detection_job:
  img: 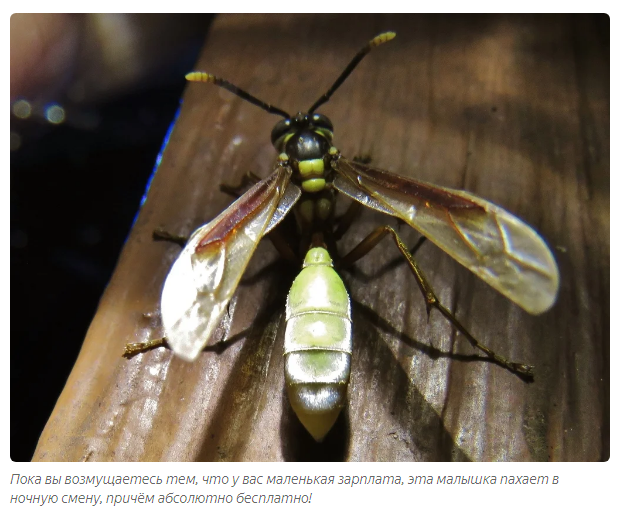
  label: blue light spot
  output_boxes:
[44,103,65,124]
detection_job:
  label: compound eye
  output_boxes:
[271,118,292,147]
[311,113,333,132]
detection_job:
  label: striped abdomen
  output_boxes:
[284,247,352,441]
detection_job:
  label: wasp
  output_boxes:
[126,32,559,442]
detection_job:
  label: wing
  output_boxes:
[333,158,559,315]
[161,165,298,361]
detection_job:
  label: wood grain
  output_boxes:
[33,14,609,462]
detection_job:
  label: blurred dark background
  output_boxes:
[11,14,214,461]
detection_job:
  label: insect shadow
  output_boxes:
[185,249,478,461]
[280,395,350,461]
[279,295,474,461]
[193,258,292,461]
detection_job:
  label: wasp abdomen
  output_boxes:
[284,247,352,441]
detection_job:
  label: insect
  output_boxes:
[126,32,559,442]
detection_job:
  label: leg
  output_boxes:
[123,337,167,357]
[128,229,188,357]
[338,225,534,379]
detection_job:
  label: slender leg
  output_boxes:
[338,225,534,379]
[123,230,187,357]
[123,337,167,357]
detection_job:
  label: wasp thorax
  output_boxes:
[285,130,330,161]
[271,114,334,195]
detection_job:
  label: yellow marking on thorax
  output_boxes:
[302,178,326,193]
[298,159,325,176]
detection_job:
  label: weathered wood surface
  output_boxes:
[33,14,609,461]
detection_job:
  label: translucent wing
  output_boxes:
[161,166,298,360]
[333,158,559,314]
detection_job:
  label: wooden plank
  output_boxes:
[33,13,608,461]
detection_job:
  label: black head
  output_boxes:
[271,112,334,154]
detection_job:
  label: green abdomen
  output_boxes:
[284,248,352,441]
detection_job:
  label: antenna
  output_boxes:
[185,31,396,118]
[307,31,396,114]
[185,71,291,119]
